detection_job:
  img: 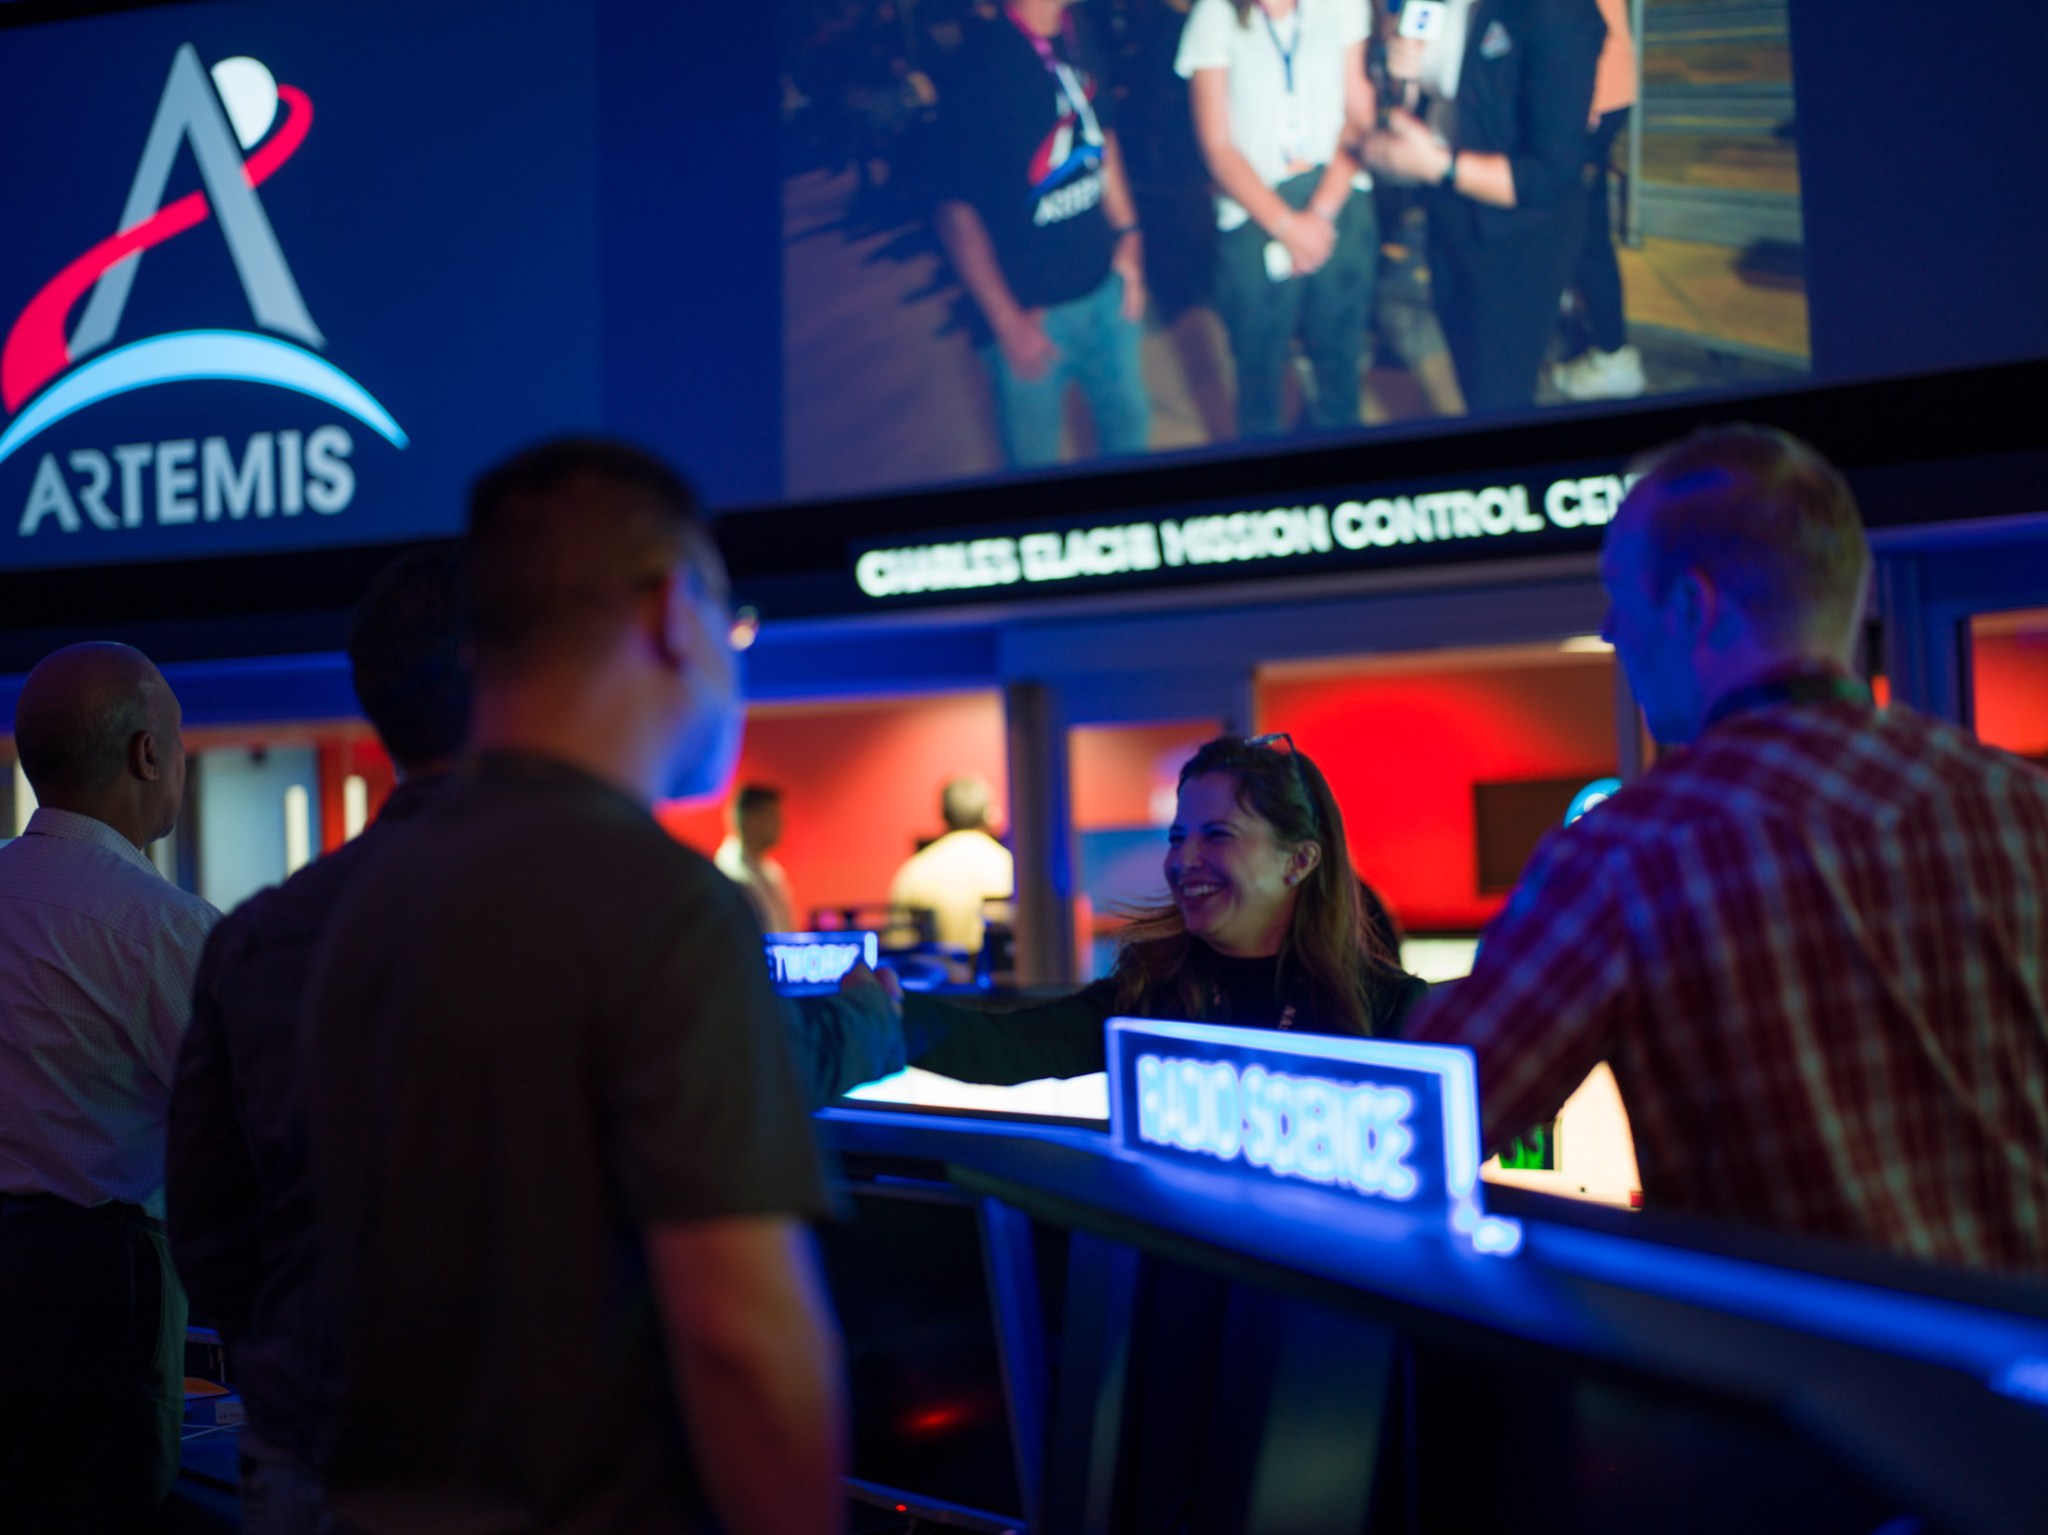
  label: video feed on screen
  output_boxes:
[781,0,1808,502]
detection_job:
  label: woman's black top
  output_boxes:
[902,946,1428,1087]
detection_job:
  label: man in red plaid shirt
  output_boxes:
[1410,425,2048,1272]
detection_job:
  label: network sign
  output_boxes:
[764,931,879,994]
[1106,1019,1521,1255]
[0,3,602,569]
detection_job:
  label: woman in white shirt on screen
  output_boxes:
[1176,0,1378,438]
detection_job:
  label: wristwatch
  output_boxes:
[1439,149,1459,189]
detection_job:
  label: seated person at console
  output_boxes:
[1410,425,2048,1273]
[901,735,1426,1083]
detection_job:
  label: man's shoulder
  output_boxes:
[1587,703,2048,844]
[144,866,220,945]
[1869,704,2048,816]
[955,829,1015,875]
[900,828,1008,874]
[557,795,726,894]
[0,829,217,941]
[1874,699,2048,768]
[160,872,221,930]
[1724,702,2043,805]
[889,840,934,890]
[208,811,414,960]
[349,769,725,921]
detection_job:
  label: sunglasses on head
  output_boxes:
[1243,731,1319,829]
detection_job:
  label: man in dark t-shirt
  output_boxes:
[169,547,468,1534]
[306,442,844,1535]
[934,0,1151,467]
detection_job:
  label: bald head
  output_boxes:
[15,643,186,848]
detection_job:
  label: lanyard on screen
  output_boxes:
[1258,1,1301,94]
[1003,4,1102,142]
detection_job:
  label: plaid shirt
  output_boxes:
[1410,693,2048,1273]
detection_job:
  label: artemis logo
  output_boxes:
[1,45,406,537]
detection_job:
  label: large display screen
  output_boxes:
[783,0,1812,501]
[775,0,2048,514]
[1,1,2043,582]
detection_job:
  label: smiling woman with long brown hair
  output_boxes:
[897,734,1424,1086]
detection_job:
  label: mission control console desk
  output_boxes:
[812,1018,2048,1535]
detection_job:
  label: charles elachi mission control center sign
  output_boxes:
[850,471,1639,606]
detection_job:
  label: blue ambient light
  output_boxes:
[1107,1019,1520,1257]
[1992,1358,2048,1409]
[1535,1224,2048,1385]
[1565,776,1624,825]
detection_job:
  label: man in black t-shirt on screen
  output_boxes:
[305,442,844,1535]
[935,0,1152,468]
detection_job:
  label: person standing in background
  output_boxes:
[1177,0,1378,437]
[1549,0,1644,400]
[1363,0,1604,413]
[891,772,1016,954]
[168,546,469,1535]
[717,781,800,932]
[933,0,1152,467]
[0,642,218,1533]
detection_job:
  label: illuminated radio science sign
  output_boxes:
[1106,1019,1522,1256]
[1,42,407,553]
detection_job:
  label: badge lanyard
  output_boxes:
[1259,1,1311,173]
[1004,4,1103,147]
[1699,670,1872,734]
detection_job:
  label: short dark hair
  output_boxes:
[347,545,471,773]
[466,438,707,675]
[1627,424,1870,646]
[735,783,782,815]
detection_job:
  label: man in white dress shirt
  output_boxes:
[0,641,219,1532]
